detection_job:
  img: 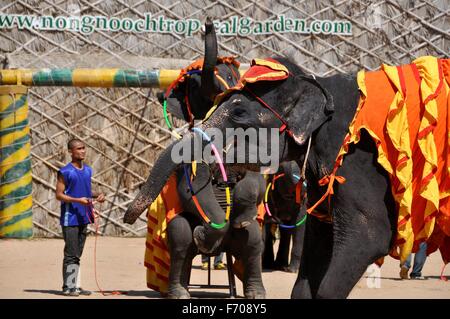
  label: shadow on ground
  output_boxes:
[23,289,161,298]
[23,289,243,299]
[360,274,447,281]
[24,289,65,296]
[190,291,243,298]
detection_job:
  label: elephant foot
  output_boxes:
[273,260,289,270]
[291,279,312,299]
[285,267,296,273]
[274,265,291,272]
[244,286,266,299]
[288,265,300,273]
[168,284,190,299]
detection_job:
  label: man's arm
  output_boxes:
[56,172,90,206]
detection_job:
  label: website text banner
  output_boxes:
[0,14,352,37]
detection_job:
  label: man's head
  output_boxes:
[68,138,86,161]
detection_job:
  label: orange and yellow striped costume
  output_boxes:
[319,56,450,264]
[144,173,183,295]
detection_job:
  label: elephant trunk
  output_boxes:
[192,174,231,254]
[124,124,231,254]
[123,141,178,224]
[181,123,232,255]
[201,17,218,101]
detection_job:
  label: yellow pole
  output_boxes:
[0,85,32,238]
[0,68,246,88]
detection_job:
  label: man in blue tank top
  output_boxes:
[56,138,105,296]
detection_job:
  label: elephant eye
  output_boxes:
[232,107,247,117]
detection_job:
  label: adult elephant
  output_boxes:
[193,57,396,299]
[262,161,305,273]
[137,56,450,298]
[124,19,267,299]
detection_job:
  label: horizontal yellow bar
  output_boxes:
[159,69,181,89]
[0,68,248,88]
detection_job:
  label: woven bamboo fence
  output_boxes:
[0,0,448,237]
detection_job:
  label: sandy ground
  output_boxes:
[0,237,448,299]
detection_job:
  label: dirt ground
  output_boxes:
[0,237,448,299]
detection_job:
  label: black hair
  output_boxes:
[67,138,84,150]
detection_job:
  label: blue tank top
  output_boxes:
[59,163,93,226]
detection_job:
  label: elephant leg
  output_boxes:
[291,216,333,299]
[227,172,265,298]
[313,133,396,298]
[180,242,197,291]
[262,223,275,269]
[167,215,195,299]
[231,220,266,299]
[288,225,305,273]
[315,211,393,299]
[274,226,291,270]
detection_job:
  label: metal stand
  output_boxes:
[188,252,237,298]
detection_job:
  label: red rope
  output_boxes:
[271,173,285,190]
[226,62,240,84]
[440,263,448,281]
[184,84,194,127]
[244,86,293,137]
[85,201,127,296]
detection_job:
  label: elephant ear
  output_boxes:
[285,75,334,145]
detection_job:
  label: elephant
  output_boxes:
[144,56,401,299]
[183,55,450,297]
[168,162,266,299]
[124,19,267,299]
[262,161,305,273]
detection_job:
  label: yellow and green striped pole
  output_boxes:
[0,85,32,238]
[0,68,247,88]
[0,69,180,89]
